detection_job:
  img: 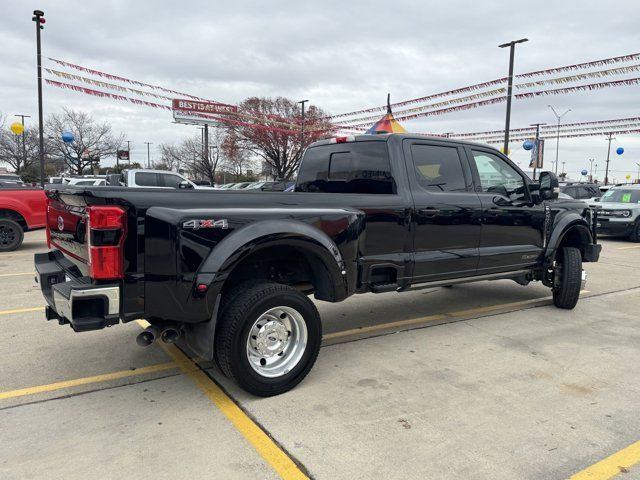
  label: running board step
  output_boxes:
[370,282,399,293]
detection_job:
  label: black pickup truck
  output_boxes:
[35,133,601,396]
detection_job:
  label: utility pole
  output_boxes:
[636,162,640,184]
[298,99,309,161]
[204,124,209,172]
[32,10,46,187]
[144,142,153,169]
[529,122,546,180]
[589,158,595,182]
[124,140,132,170]
[498,38,528,155]
[604,132,614,186]
[548,105,571,175]
[14,114,31,171]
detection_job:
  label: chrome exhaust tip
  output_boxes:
[136,325,160,347]
[160,327,181,344]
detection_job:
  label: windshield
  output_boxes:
[600,189,640,203]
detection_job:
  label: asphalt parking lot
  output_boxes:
[1,230,640,480]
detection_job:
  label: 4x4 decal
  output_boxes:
[183,219,229,230]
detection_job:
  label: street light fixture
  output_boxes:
[498,38,528,154]
[548,105,571,175]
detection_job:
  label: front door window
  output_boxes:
[470,151,527,202]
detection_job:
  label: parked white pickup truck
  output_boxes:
[111,169,211,189]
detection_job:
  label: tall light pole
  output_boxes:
[144,142,153,169]
[636,163,640,184]
[32,10,46,187]
[548,105,571,175]
[14,114,31,171]
[498,38,528,155]
[589,158,595,182]
[298,99,309,161]
[604,132,614,186]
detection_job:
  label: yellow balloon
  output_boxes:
[10,122,25,135]
[499,147,511,155]
[626,174,631,180]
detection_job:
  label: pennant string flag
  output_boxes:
[515,64,640,89]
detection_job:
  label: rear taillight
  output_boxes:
[87,206,127,280]
[45,197,51,248]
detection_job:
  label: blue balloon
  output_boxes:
[581,169,588,176]
[523,140,535,151]
[616,147,624,155]
[61,131,75,143]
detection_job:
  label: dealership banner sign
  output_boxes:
[172,99,238,115]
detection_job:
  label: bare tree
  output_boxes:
[0,120,41,173]
[159,127,230,184]
[46,108,124,175]
[233,97,334,179]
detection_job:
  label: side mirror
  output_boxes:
[538,171,559,201]
[178,180,194,189]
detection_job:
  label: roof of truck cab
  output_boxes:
[308,133,498,150]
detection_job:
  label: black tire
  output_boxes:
[629,220,640,242]
[0,219,24,252]
[552,247,582,310]
[215,281,322,397]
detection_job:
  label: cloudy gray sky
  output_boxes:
[2,0,639,181]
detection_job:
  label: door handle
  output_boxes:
[418,207,440,215]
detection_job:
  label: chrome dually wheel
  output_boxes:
[246,306,308,378]
[215,281,322,396]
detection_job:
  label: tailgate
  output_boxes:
[47,192,90,270]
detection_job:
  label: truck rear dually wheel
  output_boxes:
[0,219,24,252]
[552,247,582,309]
[215,281,321,396]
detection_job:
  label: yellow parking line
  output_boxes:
[136,320,309,480]
[0,272,34,278]
[0,362,177,400]
[0,306,44,316]
[617,245,640,250]
[323,291,589,341]
[570,440,640,479]
[324,313,448,340]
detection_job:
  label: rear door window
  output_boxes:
[135,172,160,187]
[410,144,468,192]
[296,141,395,194]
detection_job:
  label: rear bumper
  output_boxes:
[34,251,120,332]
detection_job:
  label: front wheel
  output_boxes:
[215,281,322,396]
[552,247,582,309]
[0,219,24,252]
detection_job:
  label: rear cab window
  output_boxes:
[135,172,160,187]
[296,141,396,194]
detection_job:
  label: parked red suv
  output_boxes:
[0,187,47,251]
